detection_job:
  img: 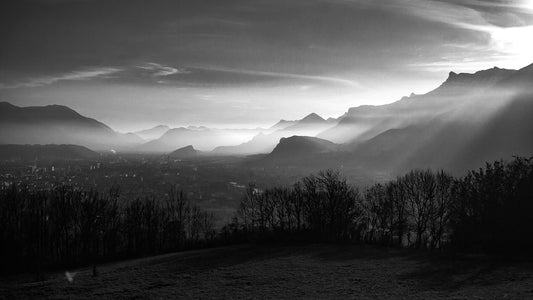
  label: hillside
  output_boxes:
[268,136,338,160]
[167,145,200,158]
[2,244,532,299]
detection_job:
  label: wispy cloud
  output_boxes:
[137,63,190,77]
[190,66,361,88]
[0,67,121,89]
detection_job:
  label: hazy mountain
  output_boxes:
[427,67,516,97]
[212,132,275,155]
[213,113,337,155]
[282,113,327,132]
[0,102,143,150]
[167,145,201,159]
[270,63,533,176]
[268,119,297,131]
[267,136,339,161]
[134,125,170,141]
[138,126,260,153]
[318,66,518,144]
[0,144,99,161]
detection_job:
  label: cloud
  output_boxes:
[188,66,361,88]
[352,0,533,72]
[137,63,190,77]
[0,67,121,89]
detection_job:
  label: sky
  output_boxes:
[1,0,532,132]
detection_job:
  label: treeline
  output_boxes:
[2,157,532,275]
[0,185,216,275]
[230,157,533,252]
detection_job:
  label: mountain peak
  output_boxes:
[444,67,514,84]
[430,66,516,95]
[269,119,297,130]
[299,113,326,123]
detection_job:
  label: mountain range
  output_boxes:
[264,63,533,175]
[1,62,532,175]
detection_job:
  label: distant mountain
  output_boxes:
[213,113,337,155]
[0,144,99,161]
[0,102,143,150]
[267,136,339,161]
[138,126,260,153]
[212,132,278,155]
[134,125,170,141]
[167,145,200,158]
[268,119,297,131]
[282,113,327,132]
[326,117,339,123]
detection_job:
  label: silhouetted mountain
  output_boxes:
[134,125,170,141]
[267,136,339,160]
[0,144,99,161]
[0,102,143,150]
[167,145,200,158]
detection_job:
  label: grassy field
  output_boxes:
[2,244,533,299]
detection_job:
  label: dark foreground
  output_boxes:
[2,244,533,299]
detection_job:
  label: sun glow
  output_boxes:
[489,25,533,69]
[522,0,533,11]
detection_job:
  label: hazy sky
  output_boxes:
[1,0,532,132]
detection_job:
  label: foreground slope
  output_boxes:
[2,244,532,299]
